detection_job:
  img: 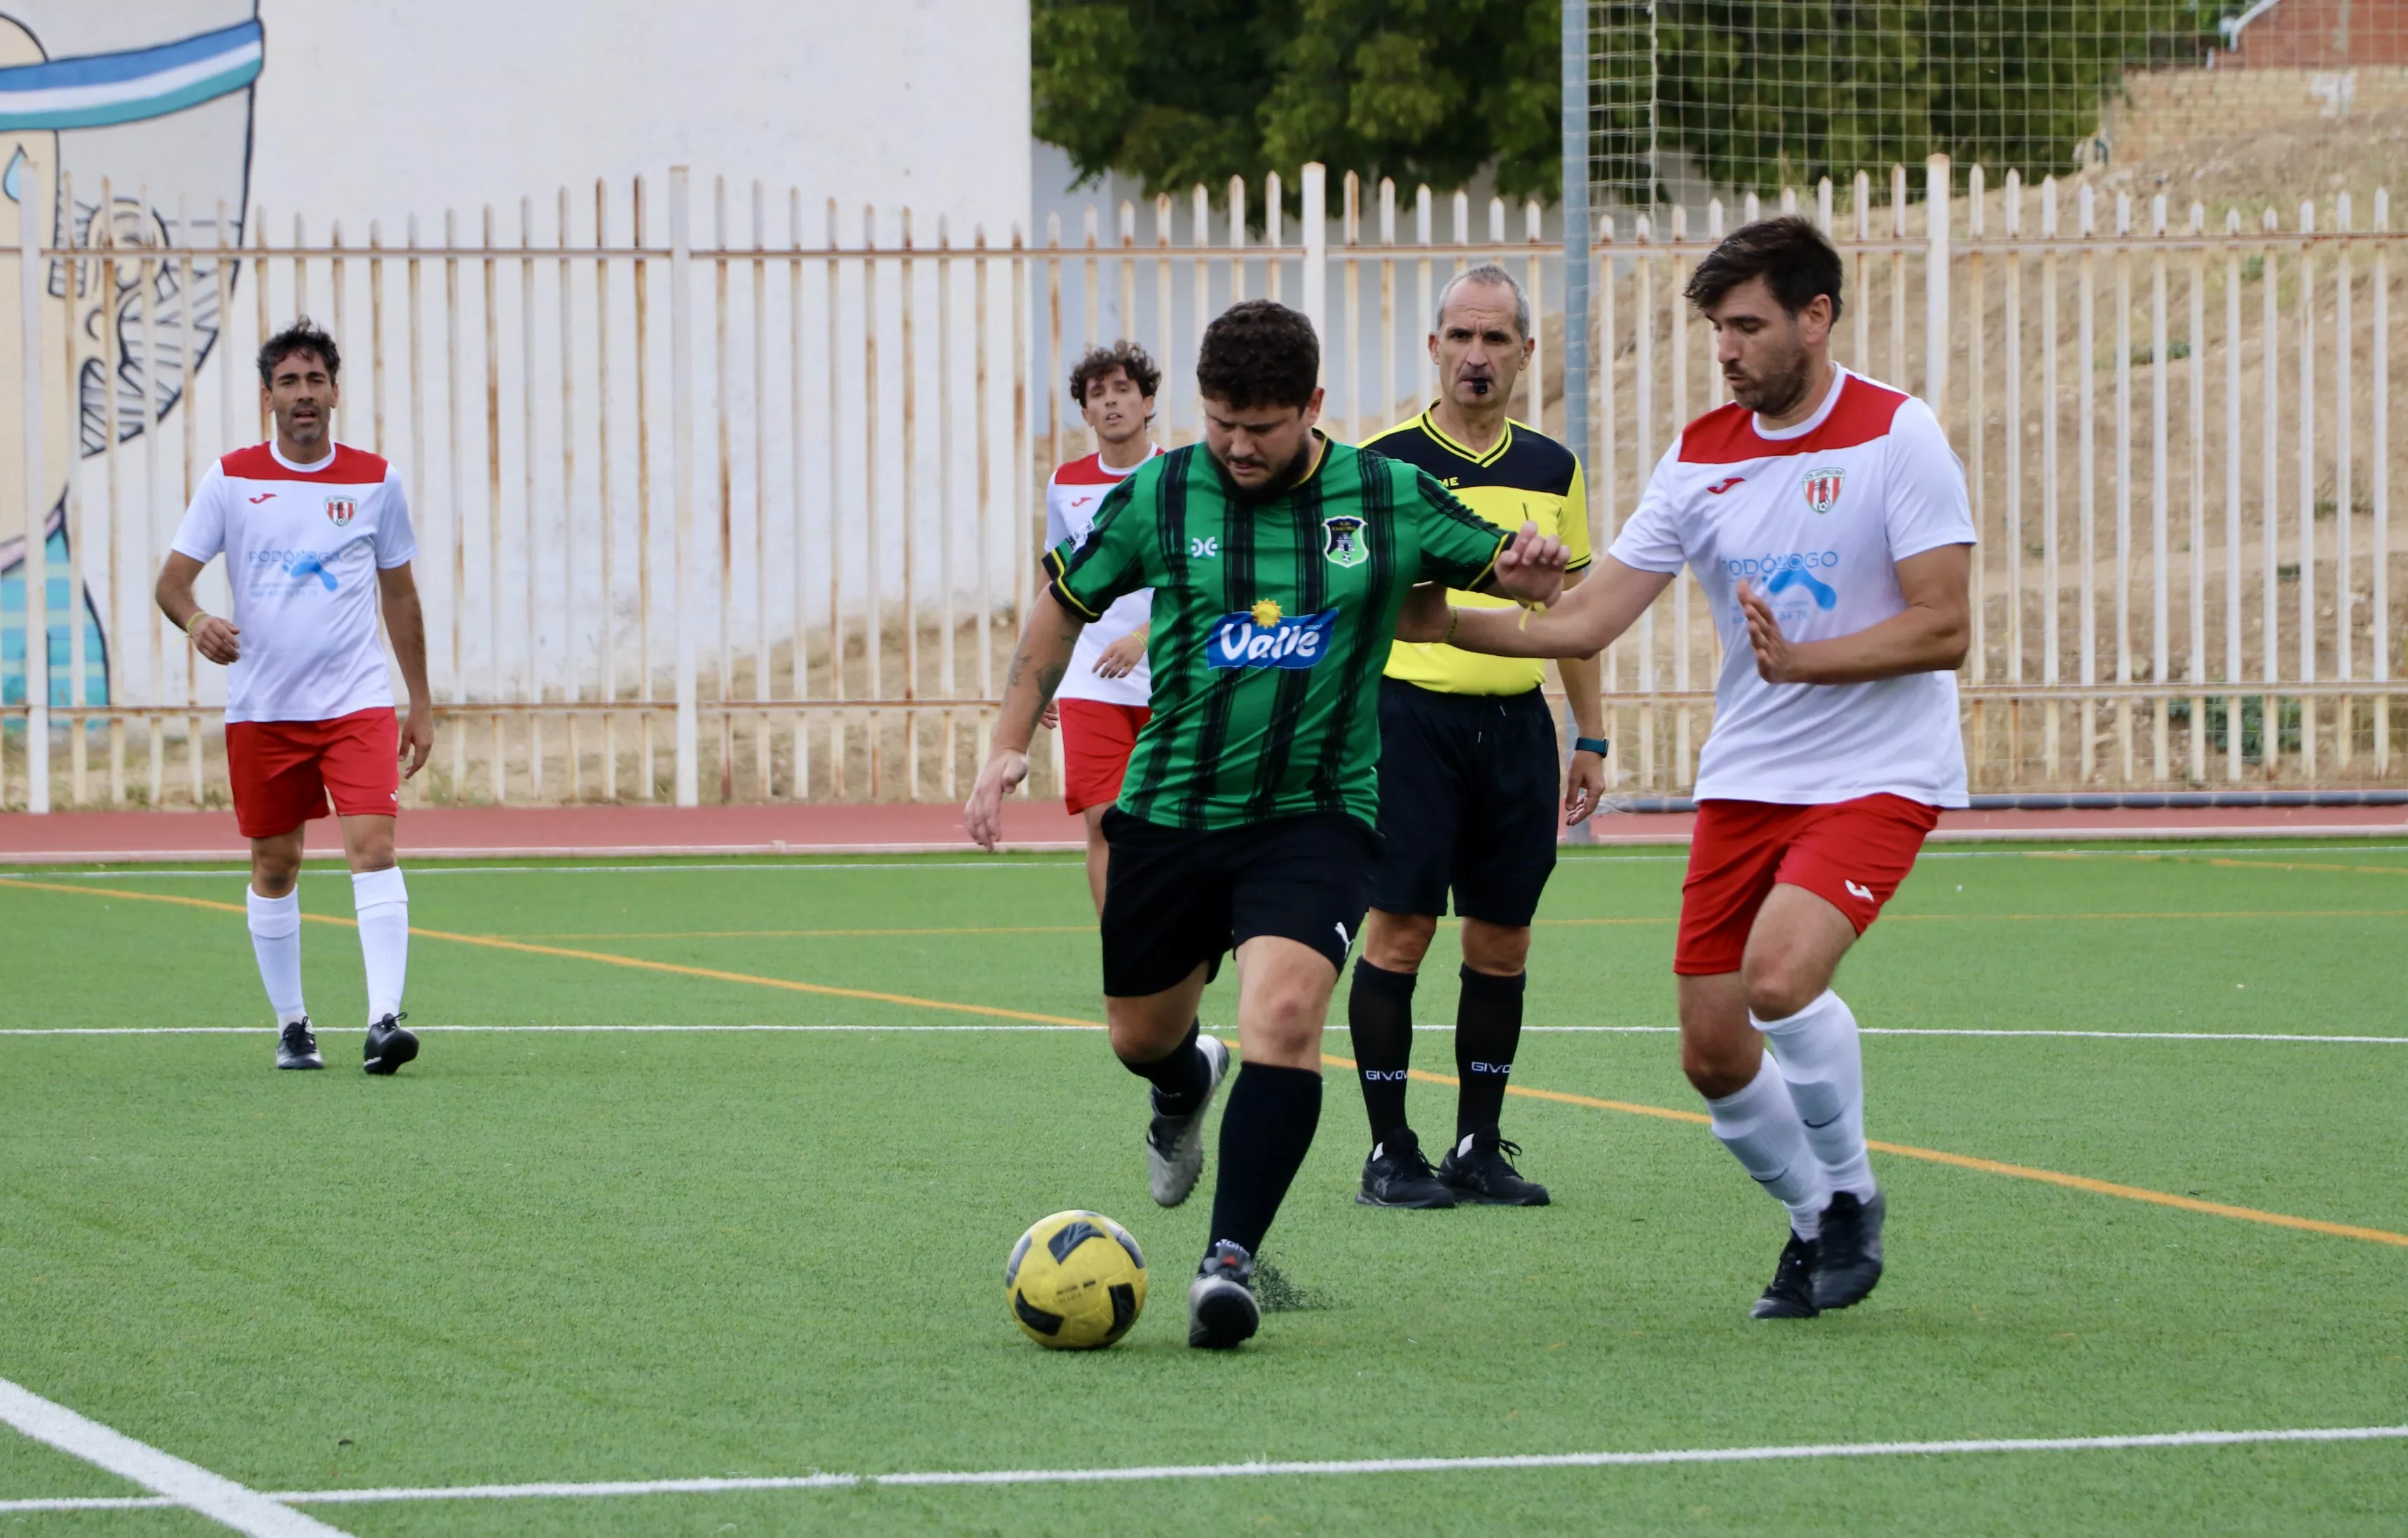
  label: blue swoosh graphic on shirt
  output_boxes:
[285,554,337,591]
[1765,565,1837,610]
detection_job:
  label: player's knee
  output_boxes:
[1680,1035,1758,1100]
[1362,909,1437,972]
[1740,960,1821,1024]
[1459,920,1530,976]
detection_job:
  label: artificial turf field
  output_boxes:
[1,839,2404,1535]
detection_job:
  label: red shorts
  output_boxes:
[1058,699,1151,814]
[1674,794,1940,976]
[224,707,402,839]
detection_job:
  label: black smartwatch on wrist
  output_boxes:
[1573,736,1610,757]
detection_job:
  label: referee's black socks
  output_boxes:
[1346,959,1418,1142]
[1121,1019,1211,1118]
[1455,965,1526,1140]
[1208,1062,1322,1257]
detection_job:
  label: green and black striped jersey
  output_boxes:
[1044,432,1510,831]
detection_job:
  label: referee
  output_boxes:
[1348,263,1607,1209]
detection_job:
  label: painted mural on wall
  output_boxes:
[1,3,259,709]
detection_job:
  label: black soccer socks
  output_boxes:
[1121,1019,1213,1117]
[1346,959,1418,1141]
[1454,965,1526,1139]
[1208,1062,1323,1257]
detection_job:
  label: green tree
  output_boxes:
[1033,0,1564,210]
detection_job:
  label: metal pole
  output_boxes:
[1301,164,1327,345]
[670,166,698,805]
[1561,0,1592,476]
[18,152,48,811]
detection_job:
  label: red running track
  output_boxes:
[0,800,2400,864]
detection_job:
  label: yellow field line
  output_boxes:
[0,877,1098,1029]
[12,874,2407,1249]
[484,926,1097,940]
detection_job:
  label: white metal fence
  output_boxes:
[1,155,2401,810]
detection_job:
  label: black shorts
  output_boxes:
[1368,678,1561,927]
[1099,809,1379,998]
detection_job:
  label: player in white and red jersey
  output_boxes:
[1407,217,1974,1319]
[156,319,435,1076]
[1042,341,1165,912]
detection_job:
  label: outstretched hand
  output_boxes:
[1491,522,1567,608]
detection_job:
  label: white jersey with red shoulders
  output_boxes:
[1044,446,1161,707]
[1608,367,1974,807]
[170,440,418,725]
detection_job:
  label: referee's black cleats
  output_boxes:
[275,1019,322,1071]
[1147,1032,1231,1207]
[1437,1128,1551,1206]
[1355,1127,1456,1209]
[362,1012,418,1076]
[1751,1230,1821,1319]
[1810,1190,1887,1310]
[1188,1240,1260,1350]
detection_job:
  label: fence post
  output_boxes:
[1561,0,1591,487]
[17,151,48,813]
[1301,163,1327,347]
[669,166,699,806]
[1924,153,1950,428]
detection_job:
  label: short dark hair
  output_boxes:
[1683,217,1845,324]
[1196,299,1319,412]
[258,317,340,388]
[1069,340,1161,408]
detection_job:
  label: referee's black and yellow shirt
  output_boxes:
[1362,410,1591,696]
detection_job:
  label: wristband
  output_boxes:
[1573,736,1610,757]
[1442,606,1460,645]
[184,610,210,637]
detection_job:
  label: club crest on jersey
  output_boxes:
[1321,514,1368,568]
[324,495,357,527]
[1210,605,1337,670]
[1800,466,1845,515]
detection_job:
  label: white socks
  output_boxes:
[351,867,410,1024]
[1758,989,1877,1202]
[246,886,307,1025]
[1706,1055,1831,1239]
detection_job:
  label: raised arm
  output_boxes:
[964,587,1087,849]
[1738,542,1969,685]
[1402,555,1674,659]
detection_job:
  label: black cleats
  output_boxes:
[275,1019,322,1071]
[1810,1190,1886,1310]
[1355,1127,1456,1209]
[1188,1240,1260,1350]
[362,1012,418,1076]
[1437,1127,1551,1207]
[1751,1230,1821,1319]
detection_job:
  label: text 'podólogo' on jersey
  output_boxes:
[1208,607,1339,670]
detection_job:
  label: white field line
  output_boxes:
[0,1378,350,1535]
[10,844,2408,879]
[4,1423,2402,1513]
[2,1023,2404,1045]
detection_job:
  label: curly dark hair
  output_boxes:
[257,317,341,388]
[1069,340,1161,410]
[1196,299,1319,412]
[1683,216,1845,324]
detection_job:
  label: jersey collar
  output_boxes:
[1414,405,1514,467]
[268,439,341,474]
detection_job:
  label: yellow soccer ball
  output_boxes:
[1006,1210,1149,1349]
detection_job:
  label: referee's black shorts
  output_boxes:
[1368,677,1560,927]
[1099,809,1379,998]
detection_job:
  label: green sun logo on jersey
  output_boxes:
[1322,514,1368,568]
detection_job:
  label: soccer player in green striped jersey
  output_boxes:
[966,301,1568,1349]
